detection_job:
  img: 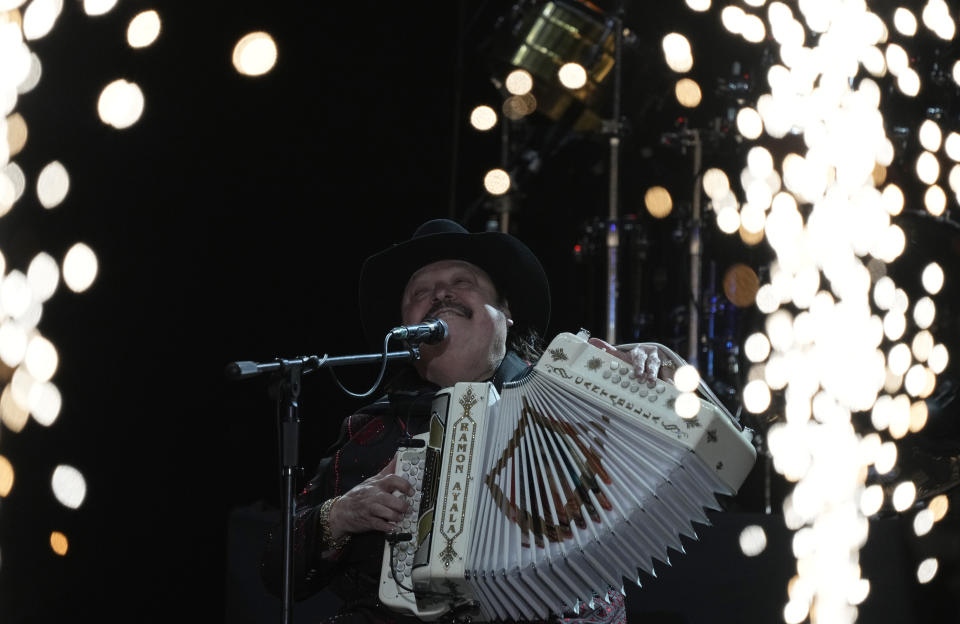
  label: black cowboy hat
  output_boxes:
[358,219,551,348]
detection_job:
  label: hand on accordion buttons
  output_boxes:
[588,338,661,382]
[328,456,415,538]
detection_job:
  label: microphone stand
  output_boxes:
[225,347,420,624]
[603,1,624,344]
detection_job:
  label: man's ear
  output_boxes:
[500,299,513,326]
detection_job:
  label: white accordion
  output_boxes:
[379,331,757,621]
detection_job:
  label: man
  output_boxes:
[261,219,662,623]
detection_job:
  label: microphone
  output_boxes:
[389,318,448,344]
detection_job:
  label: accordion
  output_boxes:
[379,331,757,621]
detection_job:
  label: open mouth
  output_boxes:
[425,303,472,320]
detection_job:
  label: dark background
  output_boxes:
[0,1,957,622]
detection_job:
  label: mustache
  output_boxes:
[424,301,472,320]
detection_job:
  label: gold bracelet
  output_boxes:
[319,496,351,551]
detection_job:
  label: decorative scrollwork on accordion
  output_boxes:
[378,332,757,622]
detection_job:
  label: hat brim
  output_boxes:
[358,230,551,348]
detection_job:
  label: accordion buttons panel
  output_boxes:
[534,333,757,494]
[378,434,449,620]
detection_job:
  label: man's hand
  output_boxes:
[327,456,415,538]
[588,338,661,382]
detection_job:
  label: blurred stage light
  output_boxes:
[745,332,771,362]
[26,251,58,302]
[505,69,533,95]
[721,6,746,34]
[915,151,940,185]
[929,494,949,521]
[557,62,587,90]
[912,296,935,329]
[738,524,767,557]
[28,380,60,426]
[702,168,730,200]
[917,558,938,584]
[22,0,61,40]
[469,105,497,131]
[673,364,700,392]
[743,379,771,413]
[502,94,536,120]
[685,0,710,12]
[918,119,942,152]
[674,77,701,107]
[736,107,763,139]
[62,243,98,293]
[233,31,277,77]
[893,7,917,36]
[859,484,883,516]
[0,454,12,497]
[24,334,57,382]
[97,78,145,129]
[644,185,672,218]
[716,204,740,233]
[36,160,68,208]
[82,0,116,16]
[51,464,86,509]
[662,33,693,73]
[0,384,28,432]
[923,185,946,216]
[483,168,510,195]
[5,113,27,157]
[127,10,161,49]
[675,391,701,418]
[49,531,68,555]
[4,162,25,204]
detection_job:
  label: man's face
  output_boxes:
[400,259,512,387]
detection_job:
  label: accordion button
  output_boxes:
[619,366,629,375]
[608,360,619,370]
[621,380,630,388]
[649,394,658,402]
[627,370,636,379]
[630,384,639,393]
[647,380,657,389]
[638,387,648,397]
[656,383,666,394]
[611,374,620,384]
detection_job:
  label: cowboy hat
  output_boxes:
[358,219,551,348]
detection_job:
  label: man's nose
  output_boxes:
[431,281,454,300]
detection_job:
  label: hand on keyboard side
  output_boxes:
[588,338,663,382]
[329,456,416,538]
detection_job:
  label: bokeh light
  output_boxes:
[62,243,98,293]
[97,79,145,129]
[470,105,497,131]
[232,31,278,77]
[127,10,161,49]
[483,168,510,195]
[36,160,69,208]
[644,186,673,218]
[504,69,533,96]
[51,464,86,509]
[0,455,13,497]
[557,62,587,90]
[739,524,767,556]
[49,531,68,555]
[662,33,693,73]
[675,77,702,107]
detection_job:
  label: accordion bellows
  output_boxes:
[379,332,757,621]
